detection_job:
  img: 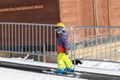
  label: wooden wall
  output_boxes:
[78,0,95,26]
[59,0,78,26]
[59,0,120,26]
[109,0,120,26]
[0,0,120,26]
[94,0,109,26]
[0,0,60,24]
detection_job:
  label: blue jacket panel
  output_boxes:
[56,31,69,53]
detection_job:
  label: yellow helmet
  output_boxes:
[55,22,65,28]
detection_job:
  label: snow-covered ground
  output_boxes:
[78,60,120,71]
[0,67,87,80]
[75,60,120,76]
[0,57,120,80]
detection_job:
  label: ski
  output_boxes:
[42,68,81,78]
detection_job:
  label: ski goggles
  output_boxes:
[55,27,63,33]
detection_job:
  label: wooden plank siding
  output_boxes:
[94,0,109,26]
[0,0,60,24]
[77,0,95,26]
[0,0,120,26]
[59,0,78,26]
[108,0,120,26]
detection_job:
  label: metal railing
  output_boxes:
[74,26,120,63]
[0,22,57,62]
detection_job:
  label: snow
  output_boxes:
[75,60,120,76]
[0,67,87,80]
[79,60,120,70]
[0,57,120,79]
[0,57,57,68]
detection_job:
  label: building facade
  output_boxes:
[0,0,120,26]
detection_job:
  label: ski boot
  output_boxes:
[55,68,65,74]
[66,68,74,72]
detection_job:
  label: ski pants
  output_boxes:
[57,53,73,69]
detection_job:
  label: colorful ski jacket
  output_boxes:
[56,31,69,53]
